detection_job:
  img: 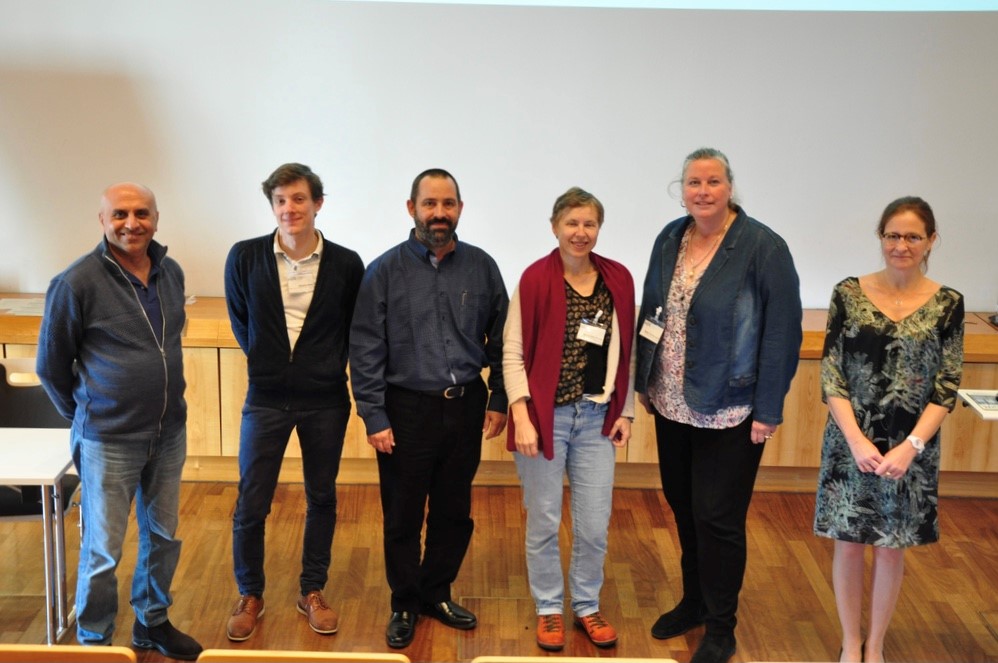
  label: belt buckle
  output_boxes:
[442,385,465,399]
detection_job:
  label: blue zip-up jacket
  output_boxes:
[635,208,803,425]
[36,239,187,441]
[224,231,364,410]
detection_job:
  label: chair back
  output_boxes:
[471,658,679,663]
[0,643,136,661]
[0,358,70,429]
[197,650,411,662]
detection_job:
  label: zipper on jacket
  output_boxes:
[103,251,170,437]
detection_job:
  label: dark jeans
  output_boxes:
[232,402,349,597]
[377,378,487,613]
[654,414,763,636]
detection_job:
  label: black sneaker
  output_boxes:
[651,602,705,639]
[133,618,203,661]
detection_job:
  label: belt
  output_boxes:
[405,383,470,399]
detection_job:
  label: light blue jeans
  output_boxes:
[515,400,616,617]
[72,427,186,644]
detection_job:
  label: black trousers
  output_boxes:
[377,378,487,612]
[654,414,763,636]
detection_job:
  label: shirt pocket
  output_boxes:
[459,292,490,338]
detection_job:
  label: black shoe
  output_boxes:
[132,619,203,661]
[651,602,705,639]
[420,600,477,630]
[690,633,737,663]
[386,611,418,648]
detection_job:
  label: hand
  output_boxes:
[751,420,776,444]
[608,417,631,448]
[483,411,507,439]
[847,435,884,474]
[637,393,654,415]
[513,417,540,457]
[875,441,917,481]
[367,428,395,455]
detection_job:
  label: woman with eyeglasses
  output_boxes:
[813,196,964,663]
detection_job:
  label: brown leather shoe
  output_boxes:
[296,590,339,634]
[574,611,618,648]
[226,595,264,642]
[536,614,565,651]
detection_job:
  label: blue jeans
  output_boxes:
[232,403,349,597]
[515,400,616,617]
[71,426,186,645]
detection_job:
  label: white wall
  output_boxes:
[1,1,996,310]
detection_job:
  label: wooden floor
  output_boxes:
[2,483,997,662]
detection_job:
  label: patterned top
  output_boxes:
[647,225,752,429]
[813,277,964,548]
[556,276,613,405]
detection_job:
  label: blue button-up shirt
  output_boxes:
[350,230,509,435]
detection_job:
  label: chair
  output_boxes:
[0,358,77,521]
[197,650,411,662]
[471,658,679,663]
[0,643,136,662]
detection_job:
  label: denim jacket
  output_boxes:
[635,208,803,425]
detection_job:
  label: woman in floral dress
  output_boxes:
[813,196,964,663]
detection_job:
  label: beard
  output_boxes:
[414,215,456,248]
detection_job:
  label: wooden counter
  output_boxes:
[3,295,996,496]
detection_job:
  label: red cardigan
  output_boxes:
[507,249,635,460]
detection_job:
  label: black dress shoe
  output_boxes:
[421,600,477,630]
[132,618,203,661]
[386,611,418,648]
[690,632,737,663]
[651,602,705,639]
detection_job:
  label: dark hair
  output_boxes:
[877,196,936,237]
[261,163,324,202]
[410,168,461,204]
[551,187,604,226]
[878,196,937,269]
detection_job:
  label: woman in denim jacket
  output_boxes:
[635,147,802,663]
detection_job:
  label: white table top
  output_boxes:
[0,428,73,484]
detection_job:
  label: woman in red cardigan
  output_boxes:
[503,187,635,652]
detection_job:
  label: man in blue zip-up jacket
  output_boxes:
[223,163,364,642]
[36,183,201,660]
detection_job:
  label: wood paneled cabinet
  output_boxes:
[3,297,997,492]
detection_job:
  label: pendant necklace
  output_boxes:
[684,213,731,279]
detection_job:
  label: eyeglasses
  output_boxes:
[881,232,926,246]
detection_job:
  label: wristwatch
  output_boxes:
[907,435,925,455]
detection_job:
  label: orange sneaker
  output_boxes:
[296,590,339,635]
[574,611,618,648]
[536,614,565,651]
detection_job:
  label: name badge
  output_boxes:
[577,310,608,346]
[639,306,665,343]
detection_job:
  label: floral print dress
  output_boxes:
[813,277,964,549]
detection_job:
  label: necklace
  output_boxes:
[880,272,923,307]
[684,214,731,278]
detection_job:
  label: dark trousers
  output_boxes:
[378,378,487,612]
[654,414,763,636]
[232,402,350,597]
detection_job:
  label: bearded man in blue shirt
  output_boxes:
[350,168,509,649]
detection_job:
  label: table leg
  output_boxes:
[40,482,56,644]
